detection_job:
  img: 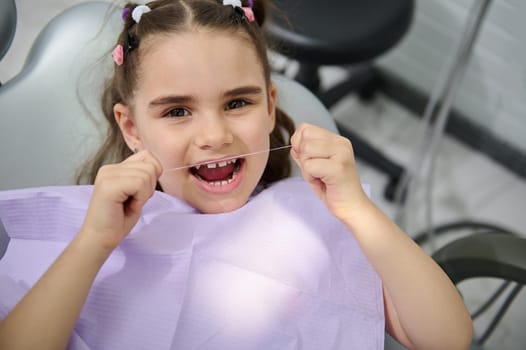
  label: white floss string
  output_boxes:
[163,145,292,172]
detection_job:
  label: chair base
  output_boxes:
[335,121,404,201]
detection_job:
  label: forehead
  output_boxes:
[135,29,266,97]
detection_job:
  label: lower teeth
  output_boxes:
[197,168,239,186]
[193,160,241,186]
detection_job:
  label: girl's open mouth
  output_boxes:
[189,158,244,186]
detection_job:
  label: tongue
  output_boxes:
[197,163,236,182]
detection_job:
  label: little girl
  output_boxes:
[0,1,472,349]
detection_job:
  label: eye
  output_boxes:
[164,107,190,118]
[226,99,249,110]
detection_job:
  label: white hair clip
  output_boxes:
[132,5,151,23]
[223,0,242,8]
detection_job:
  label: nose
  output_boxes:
[193,114,234,150]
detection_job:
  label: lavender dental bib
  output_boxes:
[0,178,384,349]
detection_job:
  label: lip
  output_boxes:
[190,157,245,195]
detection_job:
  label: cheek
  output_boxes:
[242,113,273,147]
[141,126,187,167]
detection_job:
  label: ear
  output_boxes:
[114,103,142,151]
[267,82,277,133]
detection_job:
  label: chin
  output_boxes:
[195,196,248,214]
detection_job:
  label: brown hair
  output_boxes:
[77,0,295,187]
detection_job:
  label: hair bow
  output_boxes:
[131,5,151,23]
[223,0,242,7]
[222,0,255,22]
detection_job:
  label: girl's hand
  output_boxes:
[290,123,369,220]
[79,150,163,252]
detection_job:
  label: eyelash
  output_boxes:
[226,99,250,110]
[164,107,190,118]
[162,99,251,118]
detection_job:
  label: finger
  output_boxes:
[95,163,159,205]
[292,123,346,152]
[294,134,354,164]
[290,147,300,164]
[297,138,337,159]
[100,162,160,194]
[140,150,164,177]
[130,162,160,191]
[120,175,154,213]
[96,173,153,220]
[123,150,163,175]
[290,123,313,152]
[122,149,149,163]
[293,123,337,142]
[122,150,163,183]
[96,167,157,203]
[300,157,348,184]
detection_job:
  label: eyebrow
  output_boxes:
[148,85,263,108]
[148,95,194,108]
[224,86,263,98]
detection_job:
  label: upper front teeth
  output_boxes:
[195,158,236,170]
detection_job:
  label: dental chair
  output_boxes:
[0,1,338,191]
[0,2,525,350]
[0,1,337,255]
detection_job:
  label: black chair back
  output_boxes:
[0,0,17,61]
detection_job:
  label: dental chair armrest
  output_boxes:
[432,233,526,285]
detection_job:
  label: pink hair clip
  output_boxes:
[242,7,255,22]
[112,44,124,66]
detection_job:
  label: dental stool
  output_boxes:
[266,0,415,200]
[0,0,17,84]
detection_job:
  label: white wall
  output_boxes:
[378,0,526,152]
[0,0,93,83]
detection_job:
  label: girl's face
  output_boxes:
[115,30,277,213]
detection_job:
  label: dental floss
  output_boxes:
[163,145,292,172]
